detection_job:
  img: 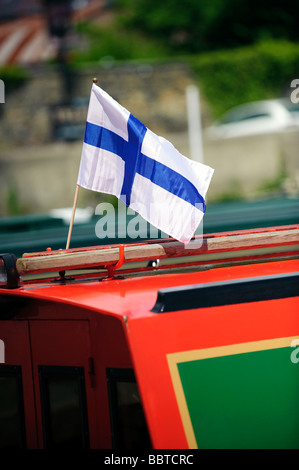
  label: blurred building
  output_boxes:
[1,1,298,216]
[0,0,106,66]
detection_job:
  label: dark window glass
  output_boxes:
[107,368,152,449]
[39,366,89,449]
[0,365,26,449]
[237,112,271,121]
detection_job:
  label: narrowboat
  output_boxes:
[0,224,298,449]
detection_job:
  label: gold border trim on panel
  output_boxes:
[167,336,299,449]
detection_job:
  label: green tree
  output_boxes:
[117,0,299,53]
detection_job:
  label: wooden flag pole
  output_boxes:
[65,78,98,250]
[66,184,80,250]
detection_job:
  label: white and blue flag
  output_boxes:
[77,83,214,243]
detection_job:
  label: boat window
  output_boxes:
[38,366,89,449]
[107,368,152,449]
[0,365,26,449]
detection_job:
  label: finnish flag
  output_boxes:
[77,83,214,243]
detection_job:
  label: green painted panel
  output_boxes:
[178,347,299,449]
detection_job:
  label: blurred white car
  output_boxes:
[205,98,299,139]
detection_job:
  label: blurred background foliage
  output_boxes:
[2,0,299,115]
[190,40,299,117]
[69,0,299,119]
[0,65,29,92]
[115,0,299,53]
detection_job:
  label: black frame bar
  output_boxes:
[152,272,299,313]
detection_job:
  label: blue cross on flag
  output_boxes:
[77,83,214,243]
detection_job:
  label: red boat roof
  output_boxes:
[9,257,299,318]
[1,224,299,449]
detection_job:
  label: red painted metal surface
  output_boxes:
[4,257,298,318]
[0,226,298,448]
[126,263,299,448]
